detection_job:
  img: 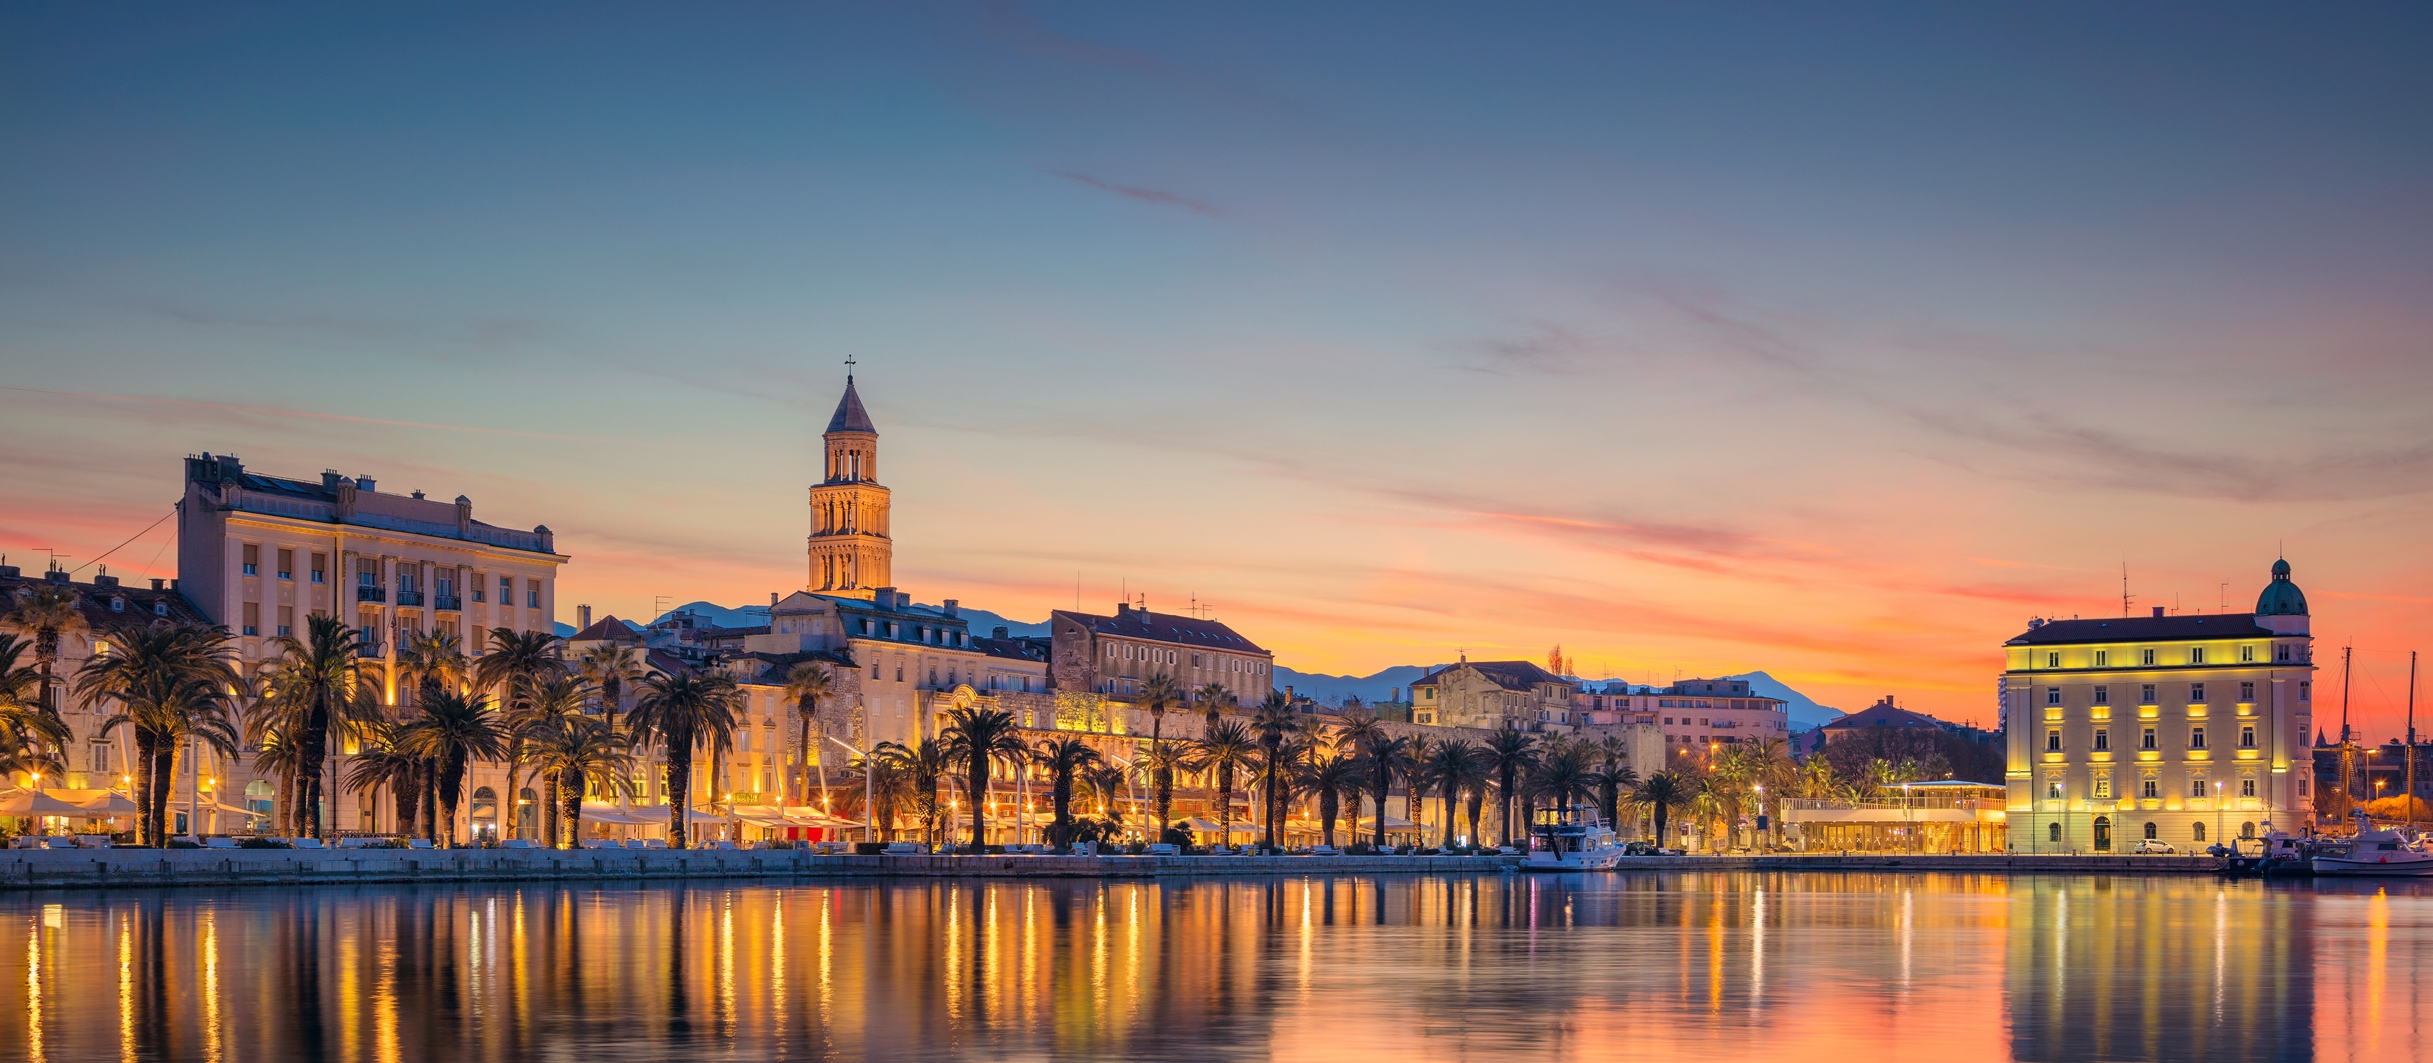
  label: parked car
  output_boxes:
[2134,839,2178,854]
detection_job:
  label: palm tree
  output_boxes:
[1249,691,1296,849]
[345,725,425,835]
[938,706,1028,851]
[0,634,66,791]
[1400,734,1435,841]
[1427,740,1490,848]
[1302,751,1359,848]
[1633,771,1693,848]
[1483,728,1538,847]
[873,738,952,846]
[1193,681,1235,727]
[1198,719,1258,847]
[626,672,741,850]
[396,690,507,848]
[1142,739,1196,843]
[395,629,467,707]
[1082,762,1130,834]
[1529,740,1595,825]
[511,675,589,843]
[1355,731,1408,849]
[1031,736,1102,851]
[527,716,635,848]
[250,616,381,841]
[1137,672,1181,836]
[782,662,837,806]
[574,641,645,729]
[1591,735,1640,833]
[475,627,565,840]
[5,584,87,715]
[75,624,239,844]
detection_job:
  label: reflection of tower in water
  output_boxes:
[2006,877,2311,1062]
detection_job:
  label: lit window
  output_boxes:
[2240,725,2255,748]
[2192,777,2207,798]
[2094,728,2109,751]
[2142,727,2157,750]
[2240,645,2255,663]
[2142,779,2158,799]
[2240,681,2255,703]
[2191,647,2206,665]
[2241,778,2255,798]
[2094,776,2111,799]
[2142,649,2156,666]
[2047,652,2060,668]
[2046,729,2062,752]
[2095,650,2109,667]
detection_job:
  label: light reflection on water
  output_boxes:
[0,871,2425,1061]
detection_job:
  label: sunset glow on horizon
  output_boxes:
[5,6,2432,731]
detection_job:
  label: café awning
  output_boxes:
[0,790,87,816]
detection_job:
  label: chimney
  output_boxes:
[2152,606,2165,618]
[356,476,376,493]
[874,587,895,610]
[769,591,779,608]
[1116,602,1132,618]
[993,626,1009,639]
[455,495,473,536]
[898,591,911,609]
[44,570,68,584]
[410,490,425,500]
[577,604,593,630]
[93,573,119,588]
[323,470,343,492]
[150,578,165,591]
[943,599,959,618]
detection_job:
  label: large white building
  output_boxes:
[2003,559,2317,853]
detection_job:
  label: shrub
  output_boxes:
[237,837,291,849]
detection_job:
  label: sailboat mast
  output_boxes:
[2340,645,2355,832]
[2409,651,2420,835]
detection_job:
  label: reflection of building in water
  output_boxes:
[2005,877,2312,1062]
[2004,559,2318,854]
[1782,781,2008,852]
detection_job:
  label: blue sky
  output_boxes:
[6,4,2432,722]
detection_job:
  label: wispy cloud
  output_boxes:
[1048,170,1227,218]
[0,386,628,446]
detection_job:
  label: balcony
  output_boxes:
[434,595,462,612]
[396,591,425,607]
[355,586,386,603]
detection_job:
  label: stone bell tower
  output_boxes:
[807,372,890,598]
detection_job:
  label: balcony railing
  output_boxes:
[355,586,386,603]
[395,591,425,607]
[434,595,462,611]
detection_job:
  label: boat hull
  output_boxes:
[1524,848,1625,871]
[2311,857,2433,876]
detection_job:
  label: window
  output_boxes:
[277,548,294,580]
[2241,778,2256,798]
[311,552,326,584]
[2047,688,2062,706]
[500,575,513,601]
[2047,729,2062,752]
[2046,779,2063,800]
[2190,726,2205,749]
[2276,644,2292,662]
[2241,645,2255,663]
[894,664,903,682]
[2193,822,2207,842]
[242,544,260,576]
[277,605,294,637]
[2094,776,2111,799]
[2240,725,2255,748]
[2192,777,2208,798]
[2094,728,2109,751]
[2094,685,2110,705]
[527,584,540,608]
[109,597,124,613]
[2047,651,2061,668]
[2143,821,2158,840]
[871,658,882,680]
[2242,821,2256,839]
[152,601,167,617]
[2048,822,2062,842]
[95,639,110,657]
[2141,684,2157,704]
[2240,681,2255,703]
[2142,727,2157,750]
[2299,681,2311,702]
[2142,778,2158,799]
[2191,647,2207,665]
[2095,650,2109,667]
[2191,683,2205,703]
[241,602,260,636]
[2142,649,2156,666]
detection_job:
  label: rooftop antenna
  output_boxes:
[2220,582,2228,612]
[2121,563,2134,618]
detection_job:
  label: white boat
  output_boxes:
[2312,826,2433,876]
[1524,806,1624,871]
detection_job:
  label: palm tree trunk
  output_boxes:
[152,743,178,845]
[1319,787,1338,848]
[795,697,814,806]
[502,743,523,841]
[967,757,988,851]
[1372,766,1390,850]
[130,729,157,845]
[1217,768,1233,847]
[560,774,581,848]
[667,737,692,850]
[1441,780,1457,849]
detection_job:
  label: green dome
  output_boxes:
[2255,559,2308,616]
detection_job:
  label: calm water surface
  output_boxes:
[1,871,2425,1062]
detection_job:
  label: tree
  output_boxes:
[510,675,589,844]
[75,624,239,844]
[395,629,467,707]
[1400,734,1435,840]
[344,725,425,837]
[1081,762,1130,832]
[574,641,645,730]
[1355,731,1408,849]
[1142,739,1196,843]
[1198,719,1258,847]
[938,706,1028,851]
[626,672,741,850]
[396,691,507,848]
[782,662,837,806]
[250,616,379,841]
[1483,728,1538,847]
[474,627,566,840]
[1249,691,1297,849]
[1031,735,1103,851]
[1301,751,1358,848]
[1193,682,1235,727]
[5,584,87,716]
[1529,740,1595,822]
[876,738,951,847]
[0,634,66,788]
[1138,672,1181,836]
[1632,771,1692,847]
[1427,740,1490,848]
[527,716,635,848]
[1590,735,1640,832]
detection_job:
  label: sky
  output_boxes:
[4,4,2432,731]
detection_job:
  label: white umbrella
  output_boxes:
[64,791,140,817]
[0,790,86,816]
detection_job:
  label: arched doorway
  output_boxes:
[2143,821,2158,840]
[518,787,540,837]
[471,787,499,839]
[2193,822,2207,843]
[2242,821,2257,840]
[2047,822,2061,844]
[2092,816,2112,852]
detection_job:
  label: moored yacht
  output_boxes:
[2312,824,2433,876]
[1524,806,1624,871]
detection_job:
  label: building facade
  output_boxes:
[2003,559,2318,852]
[174,452,567,835]
[1409,659,1576,730]
[806,376,891,599]
[1048,603,1274,708]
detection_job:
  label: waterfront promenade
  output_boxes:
[0,847,2219,889]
